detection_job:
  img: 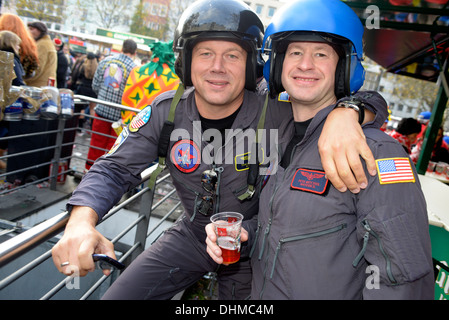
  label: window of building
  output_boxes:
[160,5,168,17]
[151,3,160,15]
[268,7,276,17]
[255,4,263,15]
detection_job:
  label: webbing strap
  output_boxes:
[238,94,269,201]
[147,84,185,190]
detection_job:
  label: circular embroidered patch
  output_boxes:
[129,105,152,132]
[170,139,201,173]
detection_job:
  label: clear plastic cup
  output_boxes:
[210,212,243,264]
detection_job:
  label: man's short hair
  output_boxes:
[122,39,137,54]
[28,21,48,34]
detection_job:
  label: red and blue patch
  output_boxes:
[129,106,151,133]
[170,139,201,173]
[291,168,329,195]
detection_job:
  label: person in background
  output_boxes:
[387,117,422,154]
[85,39,137,170]
[63,45,75,83]
[68,51,85,90]
[409,111,449,163]
[411,126,449,164]
[0,13,39,79]
[0,30,25,86]
[71,52,99,130]
[26,21,57,87]
[53,38,69,88]
[0,30,26,171]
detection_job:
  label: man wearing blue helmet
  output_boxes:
[207,0,434,299]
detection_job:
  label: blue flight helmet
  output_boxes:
[263,0,365,99]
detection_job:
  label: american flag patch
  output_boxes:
[376,158,415,184]
[129,106,151,132]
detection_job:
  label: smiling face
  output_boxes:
[281,41,339,120]
[190,40,247,119]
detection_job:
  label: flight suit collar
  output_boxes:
[185,88,260,131]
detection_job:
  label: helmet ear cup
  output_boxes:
[263,58,271,94]
[265,50,286,99]
[174,55,185,86]
[272,51,285,98]
[334,57,348,99]
[350,58,365,94]
[175,51,193,87]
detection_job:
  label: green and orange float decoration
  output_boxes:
[121,40,180,125]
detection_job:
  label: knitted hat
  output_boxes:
[53,38,63,47]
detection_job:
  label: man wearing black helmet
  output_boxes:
[52,0,387,300]
[206,0,434,299]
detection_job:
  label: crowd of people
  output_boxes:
[0,13,145,177]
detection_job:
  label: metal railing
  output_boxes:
[0,95,183,299]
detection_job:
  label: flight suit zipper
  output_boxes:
[352,219,397,284]
[258,181,281,260]
[249,221,261,258]
[270,223,347,279]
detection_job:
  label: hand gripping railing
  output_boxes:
[0,164,158,269]
[0,94,142,267]
[0,98,182,298]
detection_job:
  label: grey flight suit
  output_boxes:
[249,93,434,299]
[68,87,284,299]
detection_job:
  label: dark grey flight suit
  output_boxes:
[250,93,434,299]
[68,87,285,299]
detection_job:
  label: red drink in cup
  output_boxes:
[217,236,241,264]
[210,212,243,264]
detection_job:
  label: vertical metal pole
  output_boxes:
[129,184,155,262]
[416,67,449,174]
[49,118,66,190]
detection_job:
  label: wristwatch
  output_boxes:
[336,98,365,124]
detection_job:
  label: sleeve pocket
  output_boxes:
[361,210,432,285]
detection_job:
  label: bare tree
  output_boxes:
[384,72,439,116]
[14,0,65,24]
[76,0,131,29]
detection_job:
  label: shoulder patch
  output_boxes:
[376,157,415,184]
[129,105,152,132]
[234,150,265,171]
[106,127,129,156]
[170,139,201,173]
[291,168,329,195]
